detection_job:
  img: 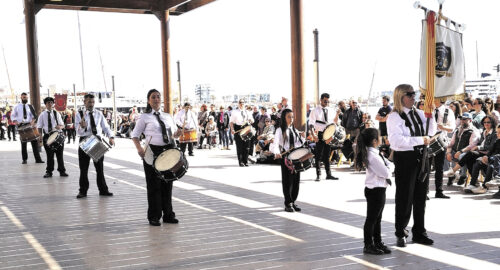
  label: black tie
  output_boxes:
[23,104,27,120]
[154,112,170,144]
[288,128,294,150]
[378,152,392,186]
[323,108,328,122]
[241,110,245,122]
[48,111,53,132]
[89,111,97,135]
[409,110,422,136]
[435,108,439,122]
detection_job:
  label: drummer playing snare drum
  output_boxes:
[11,92,44,164]
[307,93,340,181]
[36,97,68,178]
[270,108,306,213]
[132,89,180,227]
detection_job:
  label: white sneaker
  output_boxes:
[471,186,488,194]
[464,184,475,193]
[445,169,457,177]
[485,181,500,188]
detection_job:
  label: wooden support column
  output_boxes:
[24,0,41,114]
[290,0,305,129]
[160,9,173,114]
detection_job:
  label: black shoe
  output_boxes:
[60,172,69,177]
[99,191,114,196]
[435,192,450,199]
[163,218,179,224]
[413,234,434,245]
[396,237,406,247]
[326,175,339,180]
[457,176,466,186]
[363,244,384,255]
[315,175,320,182]
[284,204,294,212]
[244,163,249,167]
[375,242,392,254]
[189,153,194,156]
[36,160,45,164]
[447,178,454,186]
[22,160,27,164]
[76,193,87,199]
[239,162,244,167]
[43,173,52,178]
[426,196,430,201]
[492,191,500,199]
[149,220,161,226]
[292,203,301,212]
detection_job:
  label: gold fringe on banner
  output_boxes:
[420,87,466,102]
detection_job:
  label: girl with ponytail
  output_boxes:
[354,127,392,255]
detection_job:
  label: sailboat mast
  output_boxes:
[1,45,14,100]
[77,12,86,91]
[98,46,107,93]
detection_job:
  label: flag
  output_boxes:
[54,94,67,111]
[419,13,466,105]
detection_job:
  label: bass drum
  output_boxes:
[285,147,314,173]
[154,148,189,181]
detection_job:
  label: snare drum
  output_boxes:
[180,129,197,143]
[429,135,448,157]
[239,124,256,141]
[322,124,336,142]
[46,131,66,151]
[286,147,314,172]
[154,148,189,181]
[79,135,111,162]
[331,125,346,145]
[18,124,40,142]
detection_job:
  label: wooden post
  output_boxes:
[290,0,305,129]
[23,0,41,114]
[160,9,173,114]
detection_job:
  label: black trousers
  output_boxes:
[180,142,194,154]
[43,134,66,174]
[458,151,483,174]
[21,140,42,162]
[0,125,4,139]
[364,187,386,245]
[433,150,445,193]
[280,159,300,205]
[235,131,249,164]
[393,150,428,238]
[8,125,16,140]
[315,132,332,176]
[66,129,76,143]
[78,138,108,194]
[144,145,175,222]
[470,160,494,186]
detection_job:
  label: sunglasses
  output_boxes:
[484,121,491,124]
[405,92,416,97]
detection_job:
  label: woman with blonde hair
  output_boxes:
[386,84,436,248]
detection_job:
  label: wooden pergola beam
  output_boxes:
[170,0,217,15]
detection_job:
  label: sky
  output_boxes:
[1,0,500,103]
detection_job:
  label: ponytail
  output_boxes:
[354,128,379,171]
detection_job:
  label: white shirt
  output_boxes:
[230,108,254,126]
[270,127,304,154]
[75,109,113,138]
[433,105,456,137]
[37,110,63,134]
[132,110,178,146]
[387,107,437,151]
[308,106,335,132]
[12,103,35,123]
[365,147,392,189]
[174,109,198,130]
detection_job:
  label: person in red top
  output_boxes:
[6,109,16,141]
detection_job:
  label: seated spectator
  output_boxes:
[445,112,480,186]
[205,116,217,149]
[466,124,500,195]
[256,118,275,154]
[118,115,131,137]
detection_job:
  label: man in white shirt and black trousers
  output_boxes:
[37,97,68,178]
[75,94,115,199]
[12,92,44,164]
[387,84,436,248]
[230,99,254,167]
[432,99,455,199]
[174,102,198,156]
[308,93,339,181]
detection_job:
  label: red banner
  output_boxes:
[54,94,67,111]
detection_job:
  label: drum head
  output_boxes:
[288,148,310,160]
[323,124,336,140]
[154,149,181,172]
[47,132,59,145]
